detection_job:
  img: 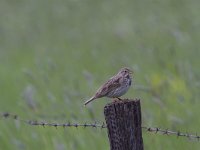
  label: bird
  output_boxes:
[84,67,133,105]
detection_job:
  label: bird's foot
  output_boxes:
[117,97,122,101]
[112,97,122,103]
[112,99,117,103]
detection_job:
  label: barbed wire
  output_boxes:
[1,112,200,140]
[142,126,200,140]
[0,112,107,129]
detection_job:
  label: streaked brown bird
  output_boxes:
[84,67,133,105]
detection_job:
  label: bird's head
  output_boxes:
[118,67,133,77]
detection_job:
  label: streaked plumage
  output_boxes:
[84,67,133,105]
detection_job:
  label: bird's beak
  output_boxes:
[129,70,133,74]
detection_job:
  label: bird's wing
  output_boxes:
[95,75,122,98]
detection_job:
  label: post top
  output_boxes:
[105,98,140,107]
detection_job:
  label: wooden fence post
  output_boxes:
[104,99,143,150]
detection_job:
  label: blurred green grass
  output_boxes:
[1,0,200,149]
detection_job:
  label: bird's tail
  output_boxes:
[84,96,96,106]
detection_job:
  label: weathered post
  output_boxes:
[104,99,143,150]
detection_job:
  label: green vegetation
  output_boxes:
[1,0,200,149]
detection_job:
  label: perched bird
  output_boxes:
[84,67,133,105]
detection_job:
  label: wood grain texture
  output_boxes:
[104,99,143,150]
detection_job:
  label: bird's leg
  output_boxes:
[112,98,118,102]
[117,97,122,101]
[112,97,122,103]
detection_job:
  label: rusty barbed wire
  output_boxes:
[1,112,200,140]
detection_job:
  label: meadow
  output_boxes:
[1,0,200,149]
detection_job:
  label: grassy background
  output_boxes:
[1,0,200,149]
